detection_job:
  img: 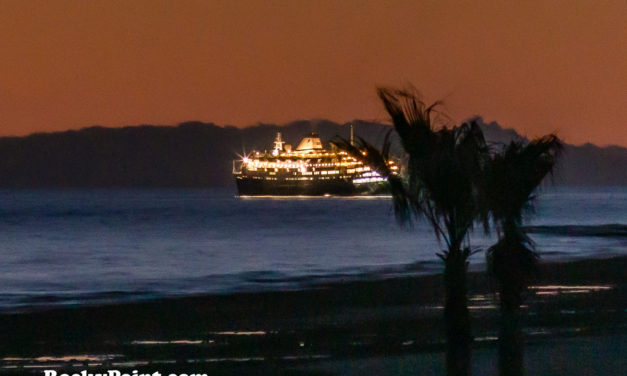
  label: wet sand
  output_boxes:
[1,256,625,375]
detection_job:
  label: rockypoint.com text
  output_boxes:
[44,371,206,376]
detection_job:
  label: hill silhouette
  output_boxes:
[0,120,624,188]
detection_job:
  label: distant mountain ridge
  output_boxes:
[0,120,624,187]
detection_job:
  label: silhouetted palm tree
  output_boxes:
[484,136,562,376]
[335,87,489,376]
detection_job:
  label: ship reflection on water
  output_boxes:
[237,194,392,200]
[529,284,613,296]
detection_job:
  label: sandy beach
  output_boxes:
[1,256,625,375]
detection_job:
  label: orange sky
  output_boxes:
[1,0,625,146]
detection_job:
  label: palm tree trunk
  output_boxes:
[444,248,472,376]
[498,293,523,376]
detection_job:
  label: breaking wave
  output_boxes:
[524,224,627,238]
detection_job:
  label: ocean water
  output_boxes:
[0,187,625,312]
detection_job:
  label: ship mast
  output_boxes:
[272,132,285,156]
[350,123,354,146]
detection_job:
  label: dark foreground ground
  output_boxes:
[1,256,625,375]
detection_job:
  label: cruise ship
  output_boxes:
[233,131,397,196]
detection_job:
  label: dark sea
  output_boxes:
[0,187,625,312]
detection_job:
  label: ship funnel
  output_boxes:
[295,133,324,151]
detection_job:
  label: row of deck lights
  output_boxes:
[243,159,368,170]
[242,156,397,171]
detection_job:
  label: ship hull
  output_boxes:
[235,175,384,196]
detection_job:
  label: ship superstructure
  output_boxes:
[233,131,397,196]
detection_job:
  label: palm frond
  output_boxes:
[344,87,494,260]
[486,134,563,232]
[376,87,441,160]
[331,133,412,224]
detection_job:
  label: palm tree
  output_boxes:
[335,87,490,376]
[484,136,562,376]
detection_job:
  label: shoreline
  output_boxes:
[3,250,624,315]
[1,255,625,374]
